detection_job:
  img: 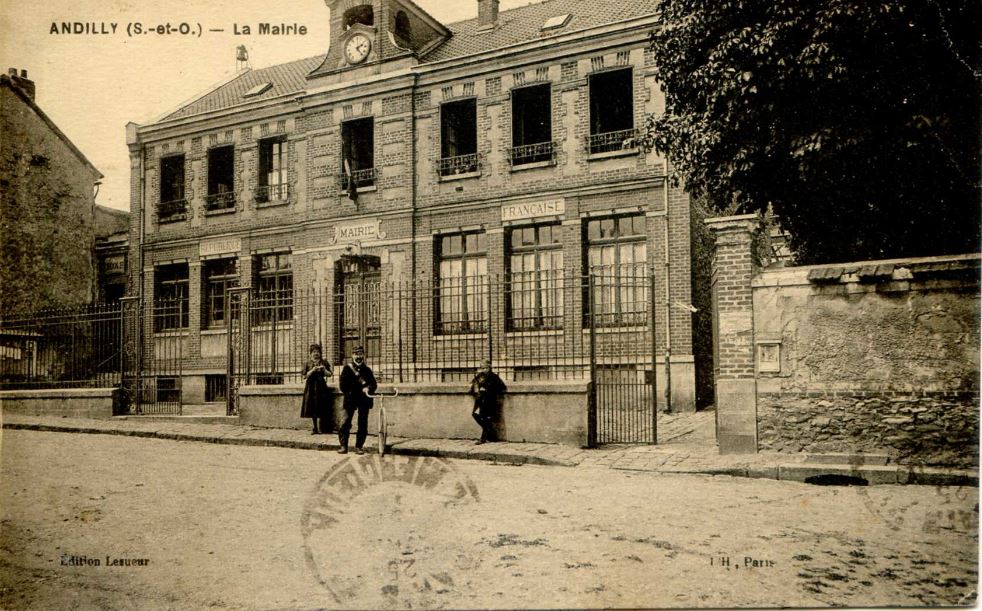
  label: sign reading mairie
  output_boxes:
[200,237,242,258]
[501,199,565,222]
[330,219,386,245]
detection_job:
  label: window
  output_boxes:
[154,263,189,331]
[203,258,239,329]
[205,374,227,402]
[586,215,647,326]
[159,155,186,220]
[394,11,411,45]
[206,146,235,211]
[340,117,376,190]
[257,138,288,203]
[508,224,564,330]
[541,14,572,32]
[439,99,479,176]
[155,376,181,403]
[254,253,293,324]
[243,82,272,98]
[510,84,554,166]
[436,232,488,334]
[588,68,636,154]
[343,5,374,29]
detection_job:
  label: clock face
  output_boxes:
[344,34,372,65]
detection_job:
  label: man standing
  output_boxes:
[469,359,506,445]
[338,345,377,455]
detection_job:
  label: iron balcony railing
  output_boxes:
[205,191,236,211]
[586,128,639,154]
[339,167,378,191]
[438,153,481,177]
[508,141,557,167]
[255,184,289,204]
[157,198,188,222]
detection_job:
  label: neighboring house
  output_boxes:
[0,68,117,315]
[126,0,710,413]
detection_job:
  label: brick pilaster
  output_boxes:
[706,214,759,454]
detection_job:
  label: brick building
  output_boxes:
[126,0,708,416]
[0,68,111,315]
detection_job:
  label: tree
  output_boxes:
[643,0,981,264]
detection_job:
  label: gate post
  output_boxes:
[586,272,598,448]
[705,215,760,454]
[649,272,658,445]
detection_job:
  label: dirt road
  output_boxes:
[1,430,976,609]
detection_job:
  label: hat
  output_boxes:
[352,345,365,354]
[308,343,322,353]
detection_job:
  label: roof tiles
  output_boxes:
[158,0,659,123]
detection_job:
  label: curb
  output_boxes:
[4,422,975,485]
[2,422,574,467]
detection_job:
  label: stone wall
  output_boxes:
[752,254,980,466]
[757,391,979,468]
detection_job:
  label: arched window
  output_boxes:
[394,10,411,43]
[343,5,374,29]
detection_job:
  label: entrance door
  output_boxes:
[336,255,382,362]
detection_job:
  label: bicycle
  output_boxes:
[367,388,399,456]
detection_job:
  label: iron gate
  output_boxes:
[120,297,183,415]
[587,270,657,445]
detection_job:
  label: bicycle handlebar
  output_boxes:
[366,389,399,398]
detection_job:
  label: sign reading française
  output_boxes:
[200,238,242,258]
[330,219,386,245]
[501,199,565,222]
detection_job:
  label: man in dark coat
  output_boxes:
[338,345,377,454]
[469,359,506,444]
[300,343,332,435]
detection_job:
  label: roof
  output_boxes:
[0,75,103,178]
[162,55,325,121]
[424,0,660,62]
[156,0,659,124]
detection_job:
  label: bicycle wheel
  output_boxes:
[377,406,387,456]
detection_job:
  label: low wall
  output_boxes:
[0,388,115,419]
[238,381,590,446]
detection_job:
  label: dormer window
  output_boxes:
[344,5,374,29]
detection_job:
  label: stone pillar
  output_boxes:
[705,215,759,454]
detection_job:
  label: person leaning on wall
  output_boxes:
[469,359,506,445]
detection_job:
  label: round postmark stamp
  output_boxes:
[301,454,482,608]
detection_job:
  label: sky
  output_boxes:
[0,0,541,211]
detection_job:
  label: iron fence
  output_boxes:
[0,302,124,389]
[0,270,659,443]
[224,269,653,386]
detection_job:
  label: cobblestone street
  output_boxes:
[1,430,977,609]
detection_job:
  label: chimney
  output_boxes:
[478,0,499,29]
[7,68,35,100]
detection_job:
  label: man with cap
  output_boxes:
[338,345,377,454]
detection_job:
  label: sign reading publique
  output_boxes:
[500,199,565,222]
[199,238,242,258]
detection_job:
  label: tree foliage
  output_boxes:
[644,0,981,263]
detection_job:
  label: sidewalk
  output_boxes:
[2,413,976,487]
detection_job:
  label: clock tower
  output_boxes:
[307,0,450,84]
